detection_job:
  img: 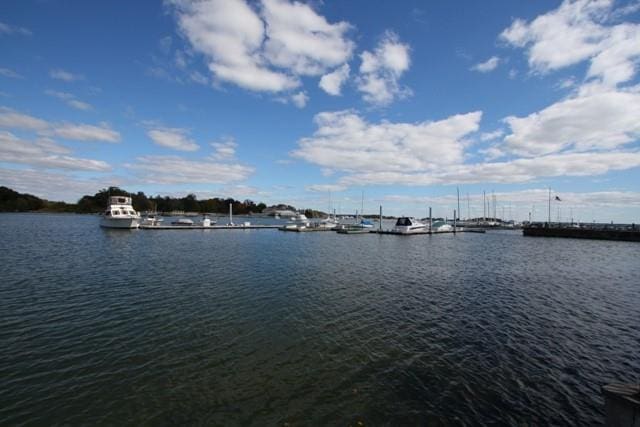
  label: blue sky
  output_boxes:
[1,0,640,222]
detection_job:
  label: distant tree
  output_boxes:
[182,193,199,212]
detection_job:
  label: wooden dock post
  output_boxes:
[429,207,432,233]
[379,205,382,231]
[602,384,640,426]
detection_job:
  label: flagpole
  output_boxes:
[457,186,460,222]
[548,187,551,226]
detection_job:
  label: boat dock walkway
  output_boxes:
[140,224,280,230]
[279,227,334,232]
[523,226,640,242]
[372,228,487,236]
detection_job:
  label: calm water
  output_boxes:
[1,213,639,426]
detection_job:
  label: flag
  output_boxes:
[555,196,562,201]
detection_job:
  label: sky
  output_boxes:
[1,0,640,222]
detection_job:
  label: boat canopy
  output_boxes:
[109,196,133,205]
[395,217,413,226]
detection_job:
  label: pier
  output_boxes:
[523,226,640,242]
[139,224,280,230]
[372,228,486,236]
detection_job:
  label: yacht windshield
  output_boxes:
[395,217,412,226]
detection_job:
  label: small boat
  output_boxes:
[171,218,194,226]
[358,219,374,228]
[141,214,163,226]
[393,217,427,234]
[200,215,216,227]
[282,213,310,230]
[431,220,453,232]
[316,216,339,229]
[100,196,141,229]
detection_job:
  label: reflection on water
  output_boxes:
[1,213,639,425]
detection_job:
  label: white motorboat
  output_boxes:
[100,196,141,229]
[393,217,427,234]
[316,216,339,229]
[283,213,310,230]
[141,214,163,226]
[431,220,453,232]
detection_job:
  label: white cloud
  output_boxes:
[0,107,120,142]
[292,105,640,188]
[319,64,350,96]
[0,168,106,203]
[500,0,640,87]
[50,69,84,82]
[339,151,640,187]
[217,184,269,198]
[471,56,500,72]
[291,91,308,108]
[0,107,49,130]
[52,123,120,143]
[0,131,110,171]
[0,67,23,79]
[587,22,640,86]
[44,90,93,111]
[292,110,482,174]
[0,107,121,142]
[357,31,412,105]
[172,0,298,92]
[480,129,505,141]
[306,184,347,193]
[147,127,200,151]
[210,137,237,159]
[0,21,31,36]
[261,0,354,75]
[503,88,640,157]
[382,188,640,221]
[128,155,253,184]
[170,0,354,95]
[66,99,93,111]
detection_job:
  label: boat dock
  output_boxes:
[523,226,640,242]
[279,227,334,232]
[139,224,280,230]
[372,228,486,236]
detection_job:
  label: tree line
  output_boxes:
[0,186,278,215]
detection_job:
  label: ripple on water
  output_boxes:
[0,214,639,425]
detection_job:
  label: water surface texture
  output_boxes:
[1,213,639,425]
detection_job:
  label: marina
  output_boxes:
[3,0,640,423]
[1,212,638,426]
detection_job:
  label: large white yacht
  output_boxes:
[100,196,141,229]
[393,217,427,234]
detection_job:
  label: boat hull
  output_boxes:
[100,217,140,229]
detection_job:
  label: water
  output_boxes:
[1,213,638,425]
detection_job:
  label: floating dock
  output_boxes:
[336,228,372,234]
[372,228,486,236]
[139,224,280,230]
[279,226,334,232]
[523,226,640,242]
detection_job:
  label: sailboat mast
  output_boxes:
[457,186,460,221]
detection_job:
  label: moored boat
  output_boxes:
[171,218,194,226]
[100,196,141,229]
[393,217,427,234]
